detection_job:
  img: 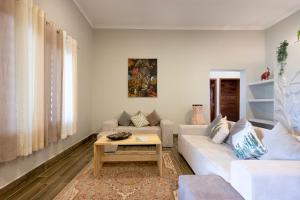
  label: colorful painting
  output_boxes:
[128,58,157,97]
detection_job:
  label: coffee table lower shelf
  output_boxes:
[93,144,162,176]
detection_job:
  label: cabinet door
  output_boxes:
[220,79,240,122]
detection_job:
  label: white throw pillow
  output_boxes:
[259,122,300,160]
[131,112,150,128]
[232,121,266,159]
[212,117,230,144]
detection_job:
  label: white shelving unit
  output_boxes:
[248,79,274,86]
[248,79,275,129]
[248,99,274,103]
[248,118,275,126]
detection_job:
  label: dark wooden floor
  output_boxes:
[0,135,193,200]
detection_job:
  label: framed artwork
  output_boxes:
[128,58,157,97]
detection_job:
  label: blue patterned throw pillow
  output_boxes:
[232,121,267,159]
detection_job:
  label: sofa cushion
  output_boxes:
[131,112,150,128]
[212,117,230,144]
[206,114,222,138]
[180,135,237,181]
[118,111,132,126]
[114,126,161,137]
[259,122,300,160]
[146,110,161,126]
[225,118,247,146]
[231,160,300,200]
[179,175,243,200]
[226,120,264,146]
[232,121,266,159]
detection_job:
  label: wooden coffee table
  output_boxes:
[93,133,162,176]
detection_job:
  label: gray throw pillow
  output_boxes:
[118,111,132,126]
[147,110,161,126]
[206,114,222,138]
[259,123,300,160]
[225,118,247,146]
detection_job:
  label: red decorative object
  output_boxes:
[261,67,271,80]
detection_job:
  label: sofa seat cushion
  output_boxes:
[231,160,300,200]
[181,135,237,181]
[179,175,244,200]
[114,126,161,137]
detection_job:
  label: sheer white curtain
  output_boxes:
[72,38,78,135]
[32,5,45,151]
[16,0,32,156]
[16,0,45,155]
[0,0,77,162]
[61,32,78,139]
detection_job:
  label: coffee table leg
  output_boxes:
[94,144,104,176]
[156,144,162,176]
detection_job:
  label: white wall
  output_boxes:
[0,0,93,189]
[266,11,300,79]
[91,30,265,131]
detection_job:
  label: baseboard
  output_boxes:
[0,133,97,196]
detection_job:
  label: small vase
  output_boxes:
[191,104,206,125]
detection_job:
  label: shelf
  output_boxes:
[248,79,274,86]
[249,118,275,126]
[248,99,274,103]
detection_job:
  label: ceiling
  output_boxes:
[73,0,300,30]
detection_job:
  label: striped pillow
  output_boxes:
[131,112,150,128]
[212,117,230,144]
[207,114,222,138]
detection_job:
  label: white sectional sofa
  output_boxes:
[102,118,174,147]
[178,124,300,200]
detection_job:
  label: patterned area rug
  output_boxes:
[54,151,181,200]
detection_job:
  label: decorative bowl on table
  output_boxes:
[106,132,132,140]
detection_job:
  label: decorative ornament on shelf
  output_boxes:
[191,104,206,125]
[261,67,271,80]
[276,40,289,76]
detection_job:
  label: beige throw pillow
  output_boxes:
[212,117,230,144]
[131,112,150,128]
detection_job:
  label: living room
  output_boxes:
[0,0,300,199]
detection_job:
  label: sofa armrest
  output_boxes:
[178,125,208,136]
[160,119,174,147]
[230,160,300,200]
[102,119,118,131]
